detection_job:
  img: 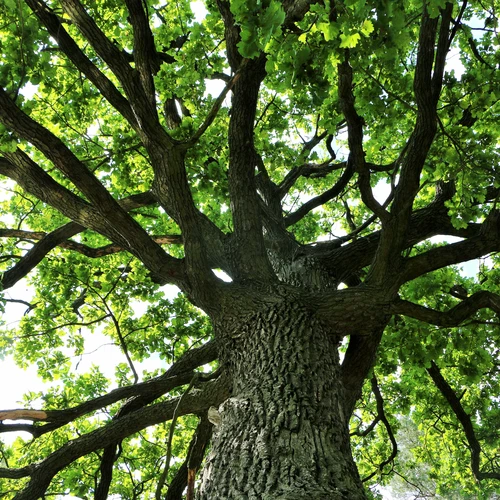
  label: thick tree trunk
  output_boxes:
[199,302,366,499]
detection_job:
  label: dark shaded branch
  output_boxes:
[226,56,275,281]
[338,56,388,222]
[432,3,454,100]
[0,464,36,479]
[399,209,500,284]
[0,192,167,290]
[284,163,355,227]
[306,184,478,284]
[93,347,214,498]
[300,130,329,157]
[0,232,182,258]
[156,375,198,499]
[350,415,380,438]
[0,340,217,436]
[341,328,385,419]
[59,0,166,141]
[362,375,398,482]
[124,0,160,107]
[466,31,494,69]
[391,291,500,327]
[165,414,212,500]
[5,375,230,500]
[215,0,242,71]
[279,160,346,199]
[0,152,185,285]
[427,361,500,481]
[1,223,83,290]
[25,0,138,130]
[448,0,468,51]
[0,87,155,234]
[94,445,116,500]
[368,5,453,284]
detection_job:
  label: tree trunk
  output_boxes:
[198,301,367,499]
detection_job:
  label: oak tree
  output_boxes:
[1,0,500,498]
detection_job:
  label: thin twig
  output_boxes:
[155,374,199,499]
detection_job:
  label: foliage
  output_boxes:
[0,0,500,498]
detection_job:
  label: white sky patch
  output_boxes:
[204,78,227,100]
[446,47,466,79]
[20,83,38,100]
[373,179,392,205]
[191,1,208,23]
[212,268,232,282]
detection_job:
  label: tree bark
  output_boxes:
[199,301,366,499]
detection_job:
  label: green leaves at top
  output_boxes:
[230,0,285,58]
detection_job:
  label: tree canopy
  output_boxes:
[0,0,500,498]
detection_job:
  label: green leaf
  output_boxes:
[339,32,361,48]
[360,19,374,36]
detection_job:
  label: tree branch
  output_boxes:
[0,340,217,436]
[306,184,480,284]
[427,360,500,481]
[0,151,185,286]
[367,4,453,284]
[399,209,500,284]
[279,160,345,199]
[390,291,500,328]
[156,375,198,499]
[338,56,388,222]
[4,375,230,500]
[124,0,160,107]
[0,192,171,290]
[165,414,212,500]
[25,0,139,130]
[59,0,166,141]
[341,329,385,418]
[362,375,398,482]
[279,160,394,201]
[186,62,246,146]
[284,163,355,227]
[226,56,275,281]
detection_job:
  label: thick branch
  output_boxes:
[338,57,388,222]
[5,375,230,500]
[0,88,152,229]
[341,329,385,418]
[124,0,159,107]
[0,192,168,290]
[226,57,275,281]
[0,340,217,436]
[0,152,185,285]
[391,291,500,327]
[307,185,480,284]
[427,361,500,481]
[25,0,138,130]
[400,209,500,284]
[368,5,453,284]
[59,0,166,142]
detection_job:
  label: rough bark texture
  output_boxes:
[199,302,366,499]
